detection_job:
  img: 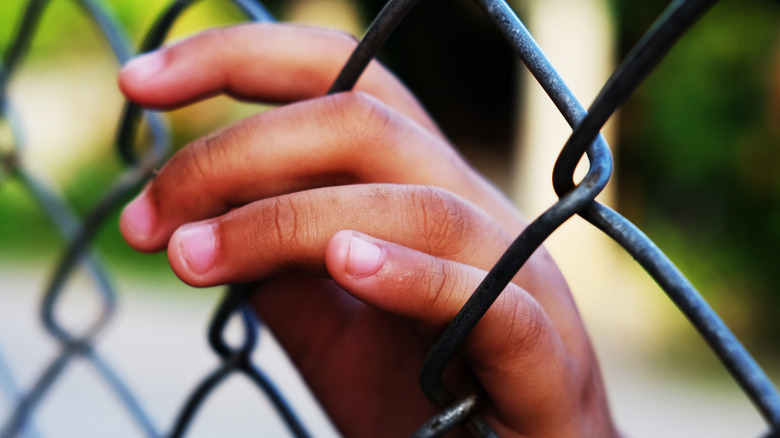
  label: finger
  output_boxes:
[165,183,512,288]
[120,92,521,253]
[164,182,584,362]
[118,23,440,135]
[325,230,594,436]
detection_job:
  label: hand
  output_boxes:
[118,23,618,437]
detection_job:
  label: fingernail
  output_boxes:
[122,190,156,240]
[178,223,218,275]
[347,235,383,278]
[123,51,167,82]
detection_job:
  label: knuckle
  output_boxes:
[197,26,232,50]
[407,186,470,258]
[158,135,224,210]
[325,27,361,47]
[419,259,453,314]
[271,196,299,247]
[171,27,233,64]
[500,297,548,360]
[259,194,311,252]
[182,134,222,186]
[469,296,550,372]
[157,123,243,212]
[328,91,401,145]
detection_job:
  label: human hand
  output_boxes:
[118,23,618,437]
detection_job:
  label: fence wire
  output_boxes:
[0,0,778,437]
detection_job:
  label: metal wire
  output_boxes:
[0,0,300,437]
[409,389,481,438]
[170,284,310,437]
[1,0,778,436]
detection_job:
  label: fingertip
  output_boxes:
[124,51,168,81]
[118,51,169,103]
[120,188,159,252]
[325,230,351,274]
[326,230,385,280]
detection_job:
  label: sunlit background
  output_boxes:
[1,0,779,436]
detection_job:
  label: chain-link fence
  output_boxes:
[1,0,779,436]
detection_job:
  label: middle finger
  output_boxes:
[121,92,522,253]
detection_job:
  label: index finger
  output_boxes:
[118,23,442,136]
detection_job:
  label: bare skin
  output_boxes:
[118,23,619,438]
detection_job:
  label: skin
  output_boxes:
[118,23,619,437]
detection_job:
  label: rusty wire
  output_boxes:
[0,0,779,436]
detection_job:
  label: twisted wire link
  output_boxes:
[409,0,780,435]
[552,0,780,427]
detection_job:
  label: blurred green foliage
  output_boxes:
[0,0,278,54]
[614,0,780,346]
[0,0,279,276]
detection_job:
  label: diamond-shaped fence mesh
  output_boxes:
[0,0,778,437]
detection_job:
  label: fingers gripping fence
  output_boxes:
[0,0,778,437]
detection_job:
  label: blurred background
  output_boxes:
[1,0,779,436]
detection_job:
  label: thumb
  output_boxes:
[325,230,583,435]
